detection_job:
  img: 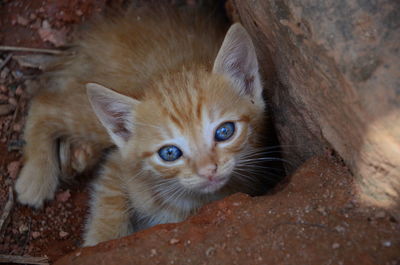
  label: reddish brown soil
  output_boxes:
[55,156,400,265]
[0,0,108,262]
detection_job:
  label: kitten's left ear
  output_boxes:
[86,83,139,149]
[213,23,262,99]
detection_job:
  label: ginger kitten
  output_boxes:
[15,7,276,246]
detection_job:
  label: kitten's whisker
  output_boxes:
[156,182,179,198]
[239,150,285,157]
[157,182,183,205]
[230,172,264,192]
[237,151,286,160]
[234,168,282,178]
[161,185,187,210]
[231,170,260,182]
[238,145,298,157]
[239,149,288,156]
[235,164,284,172]
[229,178,258,192]
[238,157,293,165]
[243,145,297,152]
[125,170,145,185]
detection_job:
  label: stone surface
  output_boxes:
[227,0,400,217]
[55,155,400,265]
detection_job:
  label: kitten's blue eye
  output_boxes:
[215,122,235,142]
[158,145,182,162]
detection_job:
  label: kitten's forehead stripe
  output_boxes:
[169,113,184,131]
[196,99,203,121]
[239,115,250,123]
[140,152,153,159]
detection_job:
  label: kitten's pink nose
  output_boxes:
[198,164,218,180]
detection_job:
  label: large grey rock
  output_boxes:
[227,0,400,217]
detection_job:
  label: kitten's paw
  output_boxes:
[72,144,95,173]
[59,139,96,178]
[15,163,58,209]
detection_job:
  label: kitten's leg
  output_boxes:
[15,114,61,208]
[83,176,132,246]
[15,92,106,208]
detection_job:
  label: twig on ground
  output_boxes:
[0,53,13,70]
[21,217,32,255]
[0,45,62,55]
[0,254,49,265]
[0,187,14,235]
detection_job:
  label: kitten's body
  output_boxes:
[15,7,275,246]
[16,8,227,205]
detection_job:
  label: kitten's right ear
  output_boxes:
[86,83,139,149]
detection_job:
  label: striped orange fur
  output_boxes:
[14,6,276,246]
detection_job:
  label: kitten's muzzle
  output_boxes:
[196,174,230,193]
[197,163,218,181]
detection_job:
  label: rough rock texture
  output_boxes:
[55,156,400,265]
[226,0,400,216]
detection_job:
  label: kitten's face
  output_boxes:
[87,23,265,194]
[130,71,265,194]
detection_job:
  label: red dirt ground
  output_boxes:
[55,155,400,265]
[0,0,107,262]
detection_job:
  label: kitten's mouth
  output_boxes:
[196,176,229,193]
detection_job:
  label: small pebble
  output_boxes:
[29,13,37,20]
[32,231,41,239]
[59,231,69,238]
[8,97,17,106]
[169,238,180,245]
[150,249,157,257]
[42,20,50,29]
[332,243,340,249]
[382,240,392,247]
[317,206,327,216]
[205,247,215,256]
[334,225,345,233]
[18,224,29,233]
[17,15,29,26]
[13,123,22,132]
